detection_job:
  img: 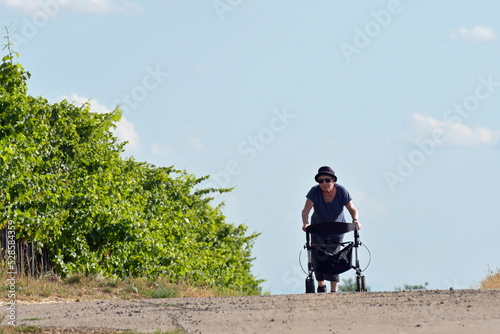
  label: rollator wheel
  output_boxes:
[356,275,362,292]
[305,276,315,293]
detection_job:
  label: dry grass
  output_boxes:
[0,265,254,306]
[480,267,500,289]
[0,265,249,333]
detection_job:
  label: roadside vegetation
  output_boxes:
[1,265,256,305]
[480,267,500,289]
[394,282,428,291]
[338,277,371,292]
[0,34,262,296]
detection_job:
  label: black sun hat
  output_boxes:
[314,166,337,182]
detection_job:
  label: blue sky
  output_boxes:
[2,0,499,294]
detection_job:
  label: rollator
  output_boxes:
[304,222,367,293]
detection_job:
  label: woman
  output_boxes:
[301,166,360,293]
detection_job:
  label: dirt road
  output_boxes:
[3,289,500,333]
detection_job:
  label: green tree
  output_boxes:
[0,50,262,294]
[394,282,428,291]
[338,277,371,292]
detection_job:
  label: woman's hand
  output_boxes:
[302,223,310,232]
[354,220,361,230]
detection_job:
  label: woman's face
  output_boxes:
[317,176,334,192]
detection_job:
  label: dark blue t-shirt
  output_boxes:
[306,184,352,245]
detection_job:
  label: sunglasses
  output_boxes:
[318,178,332,184]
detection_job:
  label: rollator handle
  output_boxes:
[305,222,356,235]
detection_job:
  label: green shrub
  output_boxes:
[0,50,262,295]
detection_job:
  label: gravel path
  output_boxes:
[2,289,500,333]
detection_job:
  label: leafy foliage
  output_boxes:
[338,277,371,292]
[394,282,428,291]
[0,52,262,294]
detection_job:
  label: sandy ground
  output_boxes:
[2,289,500,333]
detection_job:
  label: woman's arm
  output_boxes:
[345,200,361,230]
[301,198,314,231]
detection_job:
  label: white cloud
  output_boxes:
[113,116,139,150]
[0,0,144,15]
[67,93,110,114]
[57,94,140,150]
[411,113,500,147]
[151,144,173,157]
[327,140,339,147]
[194,64,210,72]
[188,137,205,151]
[451,26,496,42]
[0,0,37,12]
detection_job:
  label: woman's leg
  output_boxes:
[317,280,327,292]
[315,269,327,292]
